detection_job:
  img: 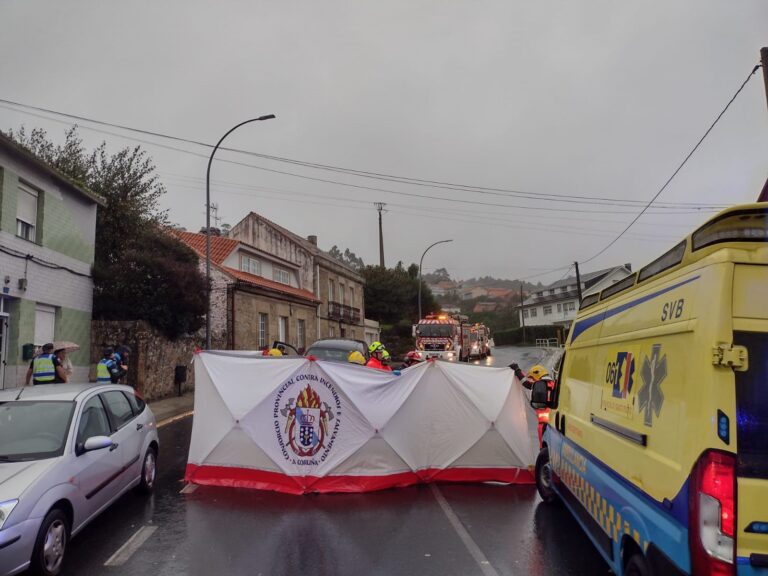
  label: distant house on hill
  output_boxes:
[462,286,488,300]
[519,264,632,328]
[485,288,514,301]
[473,302,498,313]
[429,280,460,297]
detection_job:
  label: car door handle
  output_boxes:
[110,442,119,451]
[136,423,144,431]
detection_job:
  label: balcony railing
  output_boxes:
[328,301,361,324]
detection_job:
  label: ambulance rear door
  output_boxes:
[732,264,768,573]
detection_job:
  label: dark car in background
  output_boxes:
[305,339,368,364]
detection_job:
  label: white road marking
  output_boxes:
[429,484,503,576]
[103,525,158,567]
[157,410,194,428]
[180,483,198,494]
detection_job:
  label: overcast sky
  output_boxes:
[1,0,766,284]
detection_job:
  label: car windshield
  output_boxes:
[0,401,75,461]
[307,347,358,363]
[417,324,453,338]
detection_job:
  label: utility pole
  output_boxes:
[519,283,526,345]
[761,47,768,114]
[759,48,768,202]
[574,261,583,304]
[374,202,386,267]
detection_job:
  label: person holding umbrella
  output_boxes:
[53,341,79,382]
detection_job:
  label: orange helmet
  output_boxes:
[528,364,549,381]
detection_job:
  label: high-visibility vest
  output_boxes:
[32,353,56,383]
[96,359,114,383]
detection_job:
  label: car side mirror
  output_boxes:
[530,380,553,410]
[82,435,114,453]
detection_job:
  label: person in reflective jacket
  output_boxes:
[25,343,68,385]
[96,346,125,384]
[510,363,555,447]
[366,341,390,371]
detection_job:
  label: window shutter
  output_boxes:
[17,183,38,225]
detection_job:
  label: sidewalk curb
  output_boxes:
[157,410,194,428]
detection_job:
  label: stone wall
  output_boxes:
[92,320,201,401]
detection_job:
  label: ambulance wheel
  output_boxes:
[625,553,650,576]
[535,447,559,504]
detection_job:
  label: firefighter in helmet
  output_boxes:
[510,363,555,447]
[366,341,389,371]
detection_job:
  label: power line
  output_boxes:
[0,97,729,210]
[4,101,720,217]
[580,63,763,265]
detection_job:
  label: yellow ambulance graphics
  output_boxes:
[533,204,768,576]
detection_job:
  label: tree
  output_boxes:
[328,245,365,271]
[422,267,450,284]
[362,263,438,325]
[5,126,205,339]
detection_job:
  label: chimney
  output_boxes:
[307,235,318,245]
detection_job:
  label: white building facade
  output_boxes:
[519,265,633,328]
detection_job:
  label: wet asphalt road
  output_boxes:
[59,347,610,576]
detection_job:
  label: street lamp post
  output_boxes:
[205,115,275,349]
[418,239,453,321]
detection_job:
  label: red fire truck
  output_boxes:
[414,314,491,361]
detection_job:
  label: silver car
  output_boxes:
[0,384,159,576]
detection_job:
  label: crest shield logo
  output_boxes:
[283,384,332,458]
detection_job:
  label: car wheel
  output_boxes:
[625,552,651,576]
[535,447,559,504]
[135,446,157,495]
[31,508,69,576]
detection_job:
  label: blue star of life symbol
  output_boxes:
[638,344,667,427]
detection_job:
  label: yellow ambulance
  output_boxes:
[530,203,768,575]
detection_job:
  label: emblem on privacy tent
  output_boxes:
[280,384,335,458]
[638,344,667,427]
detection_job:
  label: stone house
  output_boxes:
[0,132,105,389]
[519,264,633,328]
[228,212,367,342]
[174,231,320,351]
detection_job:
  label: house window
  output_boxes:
[258,313,268,348]
[568,302,576,311]
[349,286,355,308]
[339,283,345,305]
[543,305,552,316]
[530,308,538,317]
[297,319,306,349]
[522,309,529,319]
[328,279,336,302]
[17,182,39,242]
[34,304,56,346]
[278,316,288,341]
[557,303,562,312]
[240,255,261,275]
[329,325,336,338]
[273,267,290,285]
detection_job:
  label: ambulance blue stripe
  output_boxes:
[571,275,700,343]
[550,433,691,573]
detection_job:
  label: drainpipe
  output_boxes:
[316,263,321,340]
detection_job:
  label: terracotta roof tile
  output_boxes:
[173,231,239,264]
[223,267,320,303]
